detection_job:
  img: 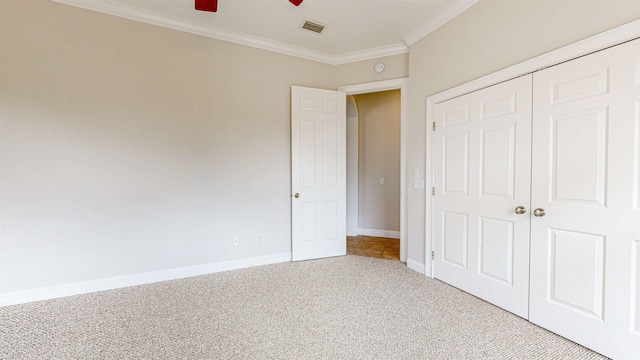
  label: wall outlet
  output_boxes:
[233,236,239,246]
[379,177,385,185]
[258,234,264,244]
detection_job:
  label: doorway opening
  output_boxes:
[339,79,407,262]
[346,93,400,261]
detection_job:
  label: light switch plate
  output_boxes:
[413,179,425,190]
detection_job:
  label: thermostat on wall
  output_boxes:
[374,62,385,73]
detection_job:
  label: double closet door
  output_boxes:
[433,39,639,359]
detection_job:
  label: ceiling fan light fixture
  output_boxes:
[195,0,218,12]
[289,0,303,6]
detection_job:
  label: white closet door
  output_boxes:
[529,39,640,359]
[433,75,533,318]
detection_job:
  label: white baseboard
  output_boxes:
[407,258,425,275]
[346,229,359,237]
[0,252,291,307]
[358,228,400,239]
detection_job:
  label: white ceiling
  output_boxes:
[52,0,478,64]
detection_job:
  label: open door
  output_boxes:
[291,86,346,261]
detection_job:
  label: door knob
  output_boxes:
[533,208,546,217]
[294,193,300,198]
[514,206,527,215]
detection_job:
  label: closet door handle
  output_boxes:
[514,206,527,215]
[533,208,546,217]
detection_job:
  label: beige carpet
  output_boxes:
[0,255,606,359]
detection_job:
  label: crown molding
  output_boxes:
[333,43,409,65]
[52,0,458,65]
[403,0,479,46]
[52,0,340,64]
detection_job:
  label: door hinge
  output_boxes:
[431,251,435,260]
[432,122,436,131]
[432,187,435,196]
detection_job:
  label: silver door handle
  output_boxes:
[514,206,526,215]
[533,208,546,217]
[294,193,300,198]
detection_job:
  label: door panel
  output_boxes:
[548,228,605,319]
[291,86,346,261]
[443,105,470,127]
[433,74,533,318]
[480,124,515,198]
[442,211,468,269]
[551,68,609,105]
[551,108,608,205]
[443,132,469,195]
[323,120,338,187]
[479,217,514,285]
[529,39,640,359]
[480,93,516,119]
[300,119,316,188]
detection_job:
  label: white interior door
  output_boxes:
[433,75,533,318]
[291,86,346,261]
[529,39,640,359]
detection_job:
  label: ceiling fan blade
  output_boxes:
[195,0,217,12]
[195,0,299,13]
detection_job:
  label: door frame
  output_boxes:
[345,96,360,237]
[424,19,640,277]
[339,78,409,262]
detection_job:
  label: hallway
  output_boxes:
[346,236,400,260]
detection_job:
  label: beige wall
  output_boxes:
[406,0,640,265]
[0,0,407,293]
[353,90,401,232]
[4,0,637,295]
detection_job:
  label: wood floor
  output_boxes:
[346,235,400,261]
